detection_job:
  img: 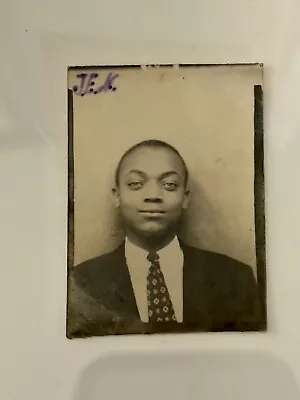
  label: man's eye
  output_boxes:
[127,181,143,190]
[163,182,179,191]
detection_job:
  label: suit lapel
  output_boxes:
[106,243,140,320]
[181,243,212,324]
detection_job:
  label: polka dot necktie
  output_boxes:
[147,252,177,323]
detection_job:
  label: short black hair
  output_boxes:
[114,139,189,187]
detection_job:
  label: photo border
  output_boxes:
[66,64,267,337]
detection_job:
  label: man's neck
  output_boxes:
[125,231,177,253]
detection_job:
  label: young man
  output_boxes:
[67,140,262,337]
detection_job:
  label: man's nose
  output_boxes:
[143,181,163,202]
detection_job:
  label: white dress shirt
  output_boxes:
[125,236,183,323]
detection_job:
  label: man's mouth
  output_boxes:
[139,210,166,217]
[139,210,166,214]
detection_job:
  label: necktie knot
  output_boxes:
[147,252,159,263]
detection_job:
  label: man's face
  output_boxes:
[113,146,190,237]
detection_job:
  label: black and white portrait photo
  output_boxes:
[66,64,266,338]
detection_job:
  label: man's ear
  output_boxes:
[112,187,120,207]
[182,188,190,210]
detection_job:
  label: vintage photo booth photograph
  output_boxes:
[66,64,266,338]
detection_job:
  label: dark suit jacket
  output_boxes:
[67,241,263,337]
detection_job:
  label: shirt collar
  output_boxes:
[125,236,183,266]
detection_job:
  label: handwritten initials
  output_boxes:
[72,72,119,96]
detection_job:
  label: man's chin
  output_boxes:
[123,218,179,238]
[133,222,169,237]
[140,229,166,238]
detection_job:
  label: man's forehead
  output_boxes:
[120,146,185,174]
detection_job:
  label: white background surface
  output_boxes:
[1,0,300,399]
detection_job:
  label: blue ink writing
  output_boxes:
[72,72,119,96]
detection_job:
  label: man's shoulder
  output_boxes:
[75,246,121,267]
[181,242,254,277]
[72,244,125,285]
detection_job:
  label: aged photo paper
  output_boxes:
[66,64,266,338]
